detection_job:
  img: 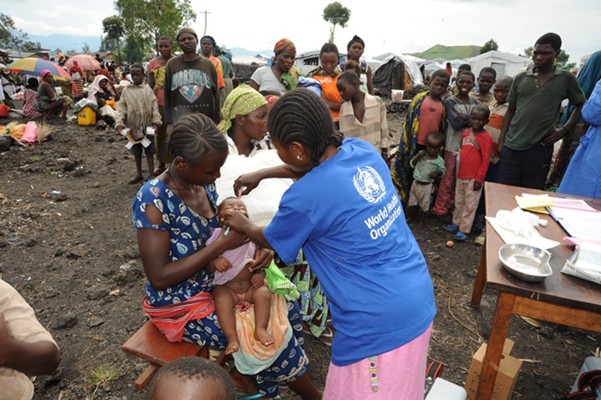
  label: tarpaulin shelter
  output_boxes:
[372,53,424,92]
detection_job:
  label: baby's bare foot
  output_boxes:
[255,328,275,346]
[225,341,239,355]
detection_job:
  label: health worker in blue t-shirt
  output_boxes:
[226,89,437,400]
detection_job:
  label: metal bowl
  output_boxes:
[498,243,553,283]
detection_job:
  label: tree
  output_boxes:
[323,2,351,43]
[0,13,41,55]
[524,46,577,71]
[82,43,91,54]
[0,13,15,45]
[123,33,146,63]
[102,16,125,62]
[479,39,498,54]
[115,0,196,56]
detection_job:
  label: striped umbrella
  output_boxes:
[5,57,71,80]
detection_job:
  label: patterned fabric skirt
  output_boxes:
[183,300,308,398]
[277,250,330,337]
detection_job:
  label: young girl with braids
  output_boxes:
[227,89,436,399]
[132,113,322,399]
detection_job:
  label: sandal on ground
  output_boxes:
[317,326,334,347]
[453,231,468,242]
[128,175,144,184]
[153,166,165,176]
[442,224,459,233]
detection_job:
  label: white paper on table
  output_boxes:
[486,216,560,249]
[561,262,601,285]
[568,243,601,273]
[548,206,601,240]
[564,237,601,247]
[550,197,599,212]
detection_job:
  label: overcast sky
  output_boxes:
[5,0,601,63]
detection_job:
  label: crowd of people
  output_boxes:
[2,26,601,400]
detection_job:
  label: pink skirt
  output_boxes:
[324,323,432,400]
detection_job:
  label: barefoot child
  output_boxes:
[406,131,446,224]
[443,105,493,241]
[116,63,161,184]
[208,197,275,355]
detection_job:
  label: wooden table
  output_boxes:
[470,182,601,399]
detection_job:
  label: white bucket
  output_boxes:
[391,89,405,103]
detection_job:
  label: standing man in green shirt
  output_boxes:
[498,32,585,190]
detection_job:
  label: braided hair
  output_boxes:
[267,89,343,166]
[169,114,228,164]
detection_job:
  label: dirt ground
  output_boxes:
[0,109,599,400]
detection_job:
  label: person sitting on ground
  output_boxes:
[116,63,162,184]
[22,78,42,119]
[341,35,374,95]
[250,38,300,95]
[307,43,344,124]
[443,105,493,242]
[88,74,120,126]
[392,69,449,206]
[36,70,70,119]
[0,277,61,400]
[148,356,236,400]
[470,67,496,106]
[208,198,292,361]
[406,131,446,224]
[337,70,391,158]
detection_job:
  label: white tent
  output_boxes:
[467,50,530,77]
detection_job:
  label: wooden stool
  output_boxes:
[122,321,208,390]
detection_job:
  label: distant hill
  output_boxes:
[411,44,481,60]
[230,47,272,57]
[28,34,102,53]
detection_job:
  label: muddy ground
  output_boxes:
[0,110,598,400]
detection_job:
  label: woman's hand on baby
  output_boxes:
[250,271,266,288]
[234,172,263,196]
[219,226,248,250]
[248,247,274,272]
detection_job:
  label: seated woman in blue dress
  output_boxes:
[132,113,322,399]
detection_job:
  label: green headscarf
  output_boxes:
[217,84,267,133]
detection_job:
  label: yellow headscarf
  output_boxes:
[217,85,267,133]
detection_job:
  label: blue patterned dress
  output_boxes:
[132,178,308,397]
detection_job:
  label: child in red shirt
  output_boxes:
[443,105,492,241]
